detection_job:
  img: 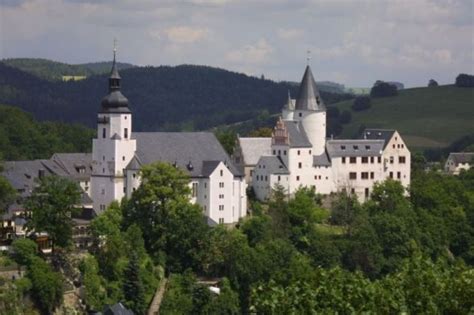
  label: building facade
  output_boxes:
[445,152,474,175]
[245,65,411,202]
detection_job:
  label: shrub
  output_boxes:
[352,96,371,111]
[370,82,398,98]
[428,79,438,87]
[455,73,474,87]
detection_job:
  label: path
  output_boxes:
[148,277,168,315]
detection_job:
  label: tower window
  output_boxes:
[298,162,302,169]
[102,128,106,138]
[299,113,302,117]
[124,128,128,139]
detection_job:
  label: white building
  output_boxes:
[245,65,411,202]
[90,53,247,224]
[445,152,474,175]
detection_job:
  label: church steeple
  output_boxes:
[294,65,325,111]
[100,45,130,113]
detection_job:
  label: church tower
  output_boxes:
[293,65,326,155]
[91,48,136,213]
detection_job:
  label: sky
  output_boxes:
[1,0,473,87]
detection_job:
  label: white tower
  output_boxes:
[282,91,295,121]
[293,65,326,155]
[91,49,136,213]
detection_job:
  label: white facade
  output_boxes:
[444,152,474,175]
[250,66,411,202]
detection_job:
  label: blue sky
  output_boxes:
[1,0,472,87]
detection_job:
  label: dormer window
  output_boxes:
[341,145,346,150]
[365,145,371,150]
[353,145,359,150]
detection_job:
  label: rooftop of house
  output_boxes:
[360,129,396,149]
[447,152,474,165]
[326,139,385,157]
[237,137,272,166]
[130,132,242,177]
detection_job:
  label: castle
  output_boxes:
[233,66,411,201]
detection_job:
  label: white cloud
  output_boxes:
[225,39,273,64]
[162,26,210,44]
[277,28,303,40]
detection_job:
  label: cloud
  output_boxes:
[161,26,210,43]
[225,39,273,64]
[277,28,303,40]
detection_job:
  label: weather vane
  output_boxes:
[306,49,311,65]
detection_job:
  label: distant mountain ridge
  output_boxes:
[1,58,135,81]
[0,60,353,132]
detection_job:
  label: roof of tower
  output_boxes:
[284,90,295,110]
[294,65,325,111]
[100,49,130,113]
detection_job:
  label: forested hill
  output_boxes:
[1,58,135,81]
[0,62,353,131]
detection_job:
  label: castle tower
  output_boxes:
[91,48,136,213]
[294,65,326,155]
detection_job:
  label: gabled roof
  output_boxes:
[313,152,331,166]
[447,152,474,165]
[125,155,142,170]
[284,120,312,148]
[237,137,272,165]
[295,65,325,111]
[360,129,396,149]
[50,153,93,180]
[257,156,290,174]
[132,132,242,177]
[201,161,221,177]
[326,139,384,157]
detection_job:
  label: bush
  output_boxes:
[428,79,438,87]
[352,96,371,111]
[326,107,340,119]
[339,110,352,124]
[370,82,398,98]
[455,73,474,87]
[11,238,38,266]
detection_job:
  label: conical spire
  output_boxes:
[284,90,294,110]
[294,65,325,111]
[100,46,130,112]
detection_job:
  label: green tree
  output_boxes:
[11,238,38,266]
[27,256,63,314]
[25,176,81,250]
[123,251,147,315]
[80,255,107,311]
[123,162,208,272]
[0,174,15,213]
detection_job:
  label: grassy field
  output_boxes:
[332,85,474,150]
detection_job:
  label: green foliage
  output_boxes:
[123,251,147,315]
[0,105,94,161]
[370,81,398,98]
[351,95,371,111]
[455,73,474,87]
[0,174,16,213]
[123,162,209,272]
[248,127,273,137]
[25,176,81,249]
[214,130,237,155]
[11,238,38,266]
[27,256,63,314]
[80,255,107,311]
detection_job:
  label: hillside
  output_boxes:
[0,105,94,160]
[0,61,352,132]
[332,85,474,149]
[1,58,135,81]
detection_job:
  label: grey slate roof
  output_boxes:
[103,303,134,315]
[295,65,326,111]
[126,155,142,170]
[258,156,290,174]
[50,153,92,181]
[313,152,331,166]
[131,132,242,177]
[360,129,396,149]
[284,120,312,148]
[326,139,384,158]
[237,137,272,165]
[2,160,52,197]
[448,152,474,165]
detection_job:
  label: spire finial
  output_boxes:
[113,38,118,61]
[306,49,311,66]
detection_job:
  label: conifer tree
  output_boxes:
[123,251,146,315]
